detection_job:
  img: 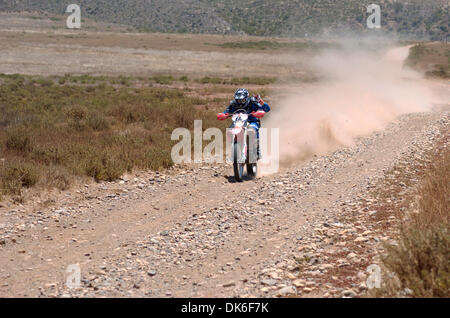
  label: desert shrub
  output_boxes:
[109,104,149,124]
[219,40,281,50]
[173,104,196,129]
[1,161,40,195]
[32,145,68,166]
[33,78,54,87]
[143,147,173,171]
[119,76,129,86]
[152,75,174,85]
[195,76,276,86]
[5,127,34,153]
[406,43,450,79]
[66,105,88,122]
[381,151,449,297]
[197,77,224,84]
[383,225,449,297]
[229,77,277,85]
[43,166,72,190]
[84,152,128,182]
[87,112,110,131]
[66,105,88,130]
[426,65,449,79]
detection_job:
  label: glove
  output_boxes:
[217,113,229,120]
[251,111,265,118]
[253,95,265,106]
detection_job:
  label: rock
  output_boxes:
[292,279,306,288]
[347,252,358,259]
[147,270,157,276]
[268,272,281,280]
[403,288,413,296]
[261,279,278,286]
[222,281,235,288]
[277,286,297,296]
[358,283,368,292]
[286,273,297,280]
[356,271,367,280]
[260,287,270,293]
[342,289,357,298]
[149,238,159,244]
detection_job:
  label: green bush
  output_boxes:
[6,128,34,153]
[143,147,173,171]
[1,162,40,195]
[45,166,71,190]
[87,112,110,131]
[84,152,127,182]
[152,75,174,85]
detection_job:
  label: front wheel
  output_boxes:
[233,141,244,182]
[247,162,257,179]
[246,134,257,179]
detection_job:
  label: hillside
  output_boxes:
[0,0,237,34]
[203,0,449,40]
[0,0,448,39]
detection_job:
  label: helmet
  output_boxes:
[234,88,249,107]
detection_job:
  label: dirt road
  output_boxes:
[0,103,448,297]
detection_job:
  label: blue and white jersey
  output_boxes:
[223,97,270,124]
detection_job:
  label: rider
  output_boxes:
[219,88,271,158]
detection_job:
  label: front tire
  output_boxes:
[247,162,257,179]
[233,141,244,182]
[246,134,257,179]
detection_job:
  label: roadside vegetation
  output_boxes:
[380,148,449,297]
[405,43,450,79]
[4,73,278,88]
[218,40,339,51]
[0,73,235,201]
[195,76,277,85]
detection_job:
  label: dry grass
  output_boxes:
[0,74,231,200]
[378,146,449,297]
[0,29,311,78]
[406,43,450,79]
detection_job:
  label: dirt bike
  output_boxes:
[217,109,265,182]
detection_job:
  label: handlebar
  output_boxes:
[217,110,265,120]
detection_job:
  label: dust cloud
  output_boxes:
[262,44,435,169]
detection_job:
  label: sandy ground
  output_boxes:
[0,13,309,78]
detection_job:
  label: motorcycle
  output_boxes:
[217,109,265,182]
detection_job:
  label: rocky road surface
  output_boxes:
[0,103,448,298]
